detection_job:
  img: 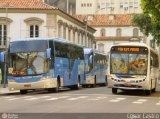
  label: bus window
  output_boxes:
[129,54,148,75]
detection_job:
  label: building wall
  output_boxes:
[0,10,95,50]
[0,12,47,41]
[95,26,144,53]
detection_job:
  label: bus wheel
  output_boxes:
[112,88,117,94]
[20,90,28,94]
[104,76,108,86]
[75,79,81,90]
[92,78,96,88]
[145,90,151,95]
[71,79,81,90]
[54,80,60,93]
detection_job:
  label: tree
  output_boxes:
[132,0,160,45]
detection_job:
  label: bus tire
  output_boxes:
[145,90,151,95]
[75,79,81,90]
[54,79,60,93]
[112,88,117,94]
[92,76,96,88]
[20,90,27,94]
[71,79,81,90]
[104,76,108,86]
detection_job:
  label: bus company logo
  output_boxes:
[1,113,8,119]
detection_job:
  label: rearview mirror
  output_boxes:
[0,52,5,62]
[46,48,51,59]
[89,55,93,64]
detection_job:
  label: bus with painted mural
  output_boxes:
[83,48,108,87]
[0,38,85,94]
[108,42,159,95]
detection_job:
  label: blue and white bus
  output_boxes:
[0,38,85,94]
[83,48,108,87]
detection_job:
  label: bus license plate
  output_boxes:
[124,83,131,86]
[24,84,31,88]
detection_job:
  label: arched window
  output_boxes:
[100,28,106,36]
[24,17,44,38]
[116,28,122,36]
[133,28,139,36]
[98,43,104,52]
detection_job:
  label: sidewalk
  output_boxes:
[0,84,19,94]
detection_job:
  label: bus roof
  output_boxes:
[10,37,83,53]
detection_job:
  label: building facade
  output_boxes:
[0,0,95,52]
[75,14,146,53]
[76,0,142,15]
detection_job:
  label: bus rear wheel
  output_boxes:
[20,90,28,94]
[145,90,151,95]
[92,78,96,88]
[54,80,60,93]
[112,88,117,94]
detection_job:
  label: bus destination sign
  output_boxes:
[111,46,148,53]
[117,47,140,52]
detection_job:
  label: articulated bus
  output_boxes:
[108,43,159,95]
[0,38,85,94]
[83,48,108,87]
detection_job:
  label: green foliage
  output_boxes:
[132,0,160,45]
[132,14,151,36]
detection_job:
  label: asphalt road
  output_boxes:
[1,86,160,119]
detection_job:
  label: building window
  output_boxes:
[98,43,104,52]
[30,25,39,37]
[133,28,139,36]
[24,17,43,38]
[116,28,122,36]
[0,24,7,45]
[0,17,12,47]
[100,28,106,36]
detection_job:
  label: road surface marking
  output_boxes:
[8,98,21,101]
[109,100,120,102]
[116,98,126,100]
[132,99,147,104]
[88,96,107,101]
[46,96,70,101]
[2,96,15,99]
[67,96,88,100]
[24,98,39,100]
[40,96,52,98]
[46,97,59,100]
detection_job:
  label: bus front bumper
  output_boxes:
[8,78,57,91]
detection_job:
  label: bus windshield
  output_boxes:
[8,52,48,76]
[110,53,148,75]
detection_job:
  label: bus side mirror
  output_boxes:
[46,48,51,59]
[89,55,93,64]
[0,52,5,62]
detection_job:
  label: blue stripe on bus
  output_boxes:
[7,73,48,83]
